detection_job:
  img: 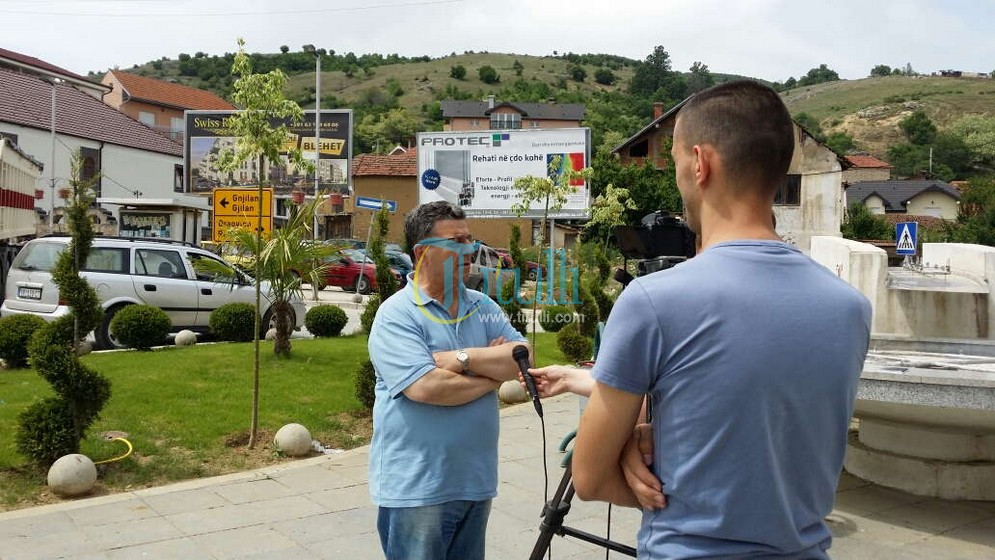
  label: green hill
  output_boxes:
[782,75,995,158]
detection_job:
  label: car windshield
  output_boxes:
[342,249,375,263]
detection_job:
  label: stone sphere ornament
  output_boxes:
[174,330,197,347]
[274,423,312,457]
[48,454,97,497]
[499,380,529,404]
[75,340,93,356]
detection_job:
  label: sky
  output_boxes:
[2,0,993,82]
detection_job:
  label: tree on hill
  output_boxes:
[870,64,892,77]
[629,45,687,103]
[570,65,587,82]
[797,64,840,87]
[450,64,466,80]
[478,65,500,84]
[594,67,617,85]
[513,59,524,76]
[900,110,937,145]
[687,61,715,94]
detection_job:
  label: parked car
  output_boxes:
[0,236,306,349]
[467,243,518,296]
[316,249,401,294]
[493,248,546,281]
[325,238,404,253]
[353,249,413,286]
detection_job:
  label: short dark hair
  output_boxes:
[676,80,794,195]
[404,201,466,254]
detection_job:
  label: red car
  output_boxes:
[317,249,400,294]
[493,249,546,281]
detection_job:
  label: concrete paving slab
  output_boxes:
[1,395,993,559]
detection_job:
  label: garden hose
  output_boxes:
[93,437,133,465]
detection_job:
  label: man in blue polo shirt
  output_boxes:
[368,201,528,560]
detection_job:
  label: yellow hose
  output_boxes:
[93,437,133,465]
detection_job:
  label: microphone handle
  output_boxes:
[522,372,544,418]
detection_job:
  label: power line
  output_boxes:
[0,0,461,17]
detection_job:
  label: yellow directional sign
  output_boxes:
[213,215,272,243]
[213,187,273,217]
[212,187,274,244]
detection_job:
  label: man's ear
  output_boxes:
[693,144,712,187]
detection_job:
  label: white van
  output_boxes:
[1,236,305,349]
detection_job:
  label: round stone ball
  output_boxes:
[174,330,197,347]
[352,294,364,304]
[499,380,529,404]
[48,454,97,497]
[274,423,312,457]
[265,328,278,341]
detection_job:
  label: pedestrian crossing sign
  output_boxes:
[896,222,917,256]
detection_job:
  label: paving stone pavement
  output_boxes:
[2,395,994,559]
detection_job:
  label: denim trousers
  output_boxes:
[377,499,492,560]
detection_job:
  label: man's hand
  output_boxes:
[433,336,507,373]
[621,423,666,511]
[521,365,595,398]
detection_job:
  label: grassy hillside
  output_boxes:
[782,76,995,157]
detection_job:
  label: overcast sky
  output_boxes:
[2,0,992,82]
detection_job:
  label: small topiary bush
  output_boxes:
[557,323,593,364]
[209,302,258,342]
[500,280,528,336]
[575,281,600,338]
[539,304,574,333]
[0,314,47,368]
[361,294,382,334]
[110,305,170,350]
[355,359,376,410]
[306,304,348,337]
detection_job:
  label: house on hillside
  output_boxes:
[0,47,109,99]
[441,95,584,131]
[845,180,961,219]
[613,100,850,252]
[350,149,531,248]
[0,61,208,243]
[843,154,892,183]
[101,70,235,142]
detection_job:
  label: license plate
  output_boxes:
[18,286,42,300]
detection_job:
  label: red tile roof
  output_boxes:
[109,70,234,111]
[0,47,92,83]
[846,155,892,168]
[0,67,182,156]
[353,150,418,177]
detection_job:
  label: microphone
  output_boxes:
[512,344,543,418]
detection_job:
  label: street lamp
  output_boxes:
[302,44,320,240]
[47,77,63,231]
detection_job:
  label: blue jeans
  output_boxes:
[377,499,492,560]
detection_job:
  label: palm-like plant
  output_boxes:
[197,197,334,357]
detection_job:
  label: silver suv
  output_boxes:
[1,236,305,349]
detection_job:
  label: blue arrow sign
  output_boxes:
[896,222,917,256]
[356,196,397,213]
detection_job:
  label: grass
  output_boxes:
[0,332,567,510]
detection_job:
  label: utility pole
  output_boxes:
[48,77,63,231]
[303,44,321,240]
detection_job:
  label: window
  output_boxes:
[83,248,129,274]
[80,147,101,198]
[629,140,649,158]
[187,253,237,283]
[774,174,802,206]
[530,121,540,129]
[489,113,522,130]
[174,164,184,193]
[138,111,156,127]
[136,249,186,278]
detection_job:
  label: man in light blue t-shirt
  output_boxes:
[368,201,528,560]
[573,81,872,559]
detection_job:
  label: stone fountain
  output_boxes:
[811,238,995,500]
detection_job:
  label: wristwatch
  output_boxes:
[455,349,470,373]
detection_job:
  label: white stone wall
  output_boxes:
[776,128,844,252]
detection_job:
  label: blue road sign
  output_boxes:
[356,196,397,213]
[896,222,918,256]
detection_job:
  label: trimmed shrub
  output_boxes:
[557,323,593,364]
[575,281,600,337]
[306,305,348,337]
[0,314,47,368]
[500,280,528,336]
[210,302,258,342]
[539,304,574,333]
[110,305,170,350]
[361,294,381,334]
[591,283,615,324]
[355,359,376,410]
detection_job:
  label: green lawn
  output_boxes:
[0,333,566,510]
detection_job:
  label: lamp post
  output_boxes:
[302,44,320,240]
[48,77,63,231]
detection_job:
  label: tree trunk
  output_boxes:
[274,299,292,357]
[248,154,264,450]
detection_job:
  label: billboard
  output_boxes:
[417,128,590,218]
[184,109,352,195]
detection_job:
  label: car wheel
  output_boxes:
[356,275,372,295]
[96,305,130,350]
[527,269,537,281]
[261,307,297,337]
